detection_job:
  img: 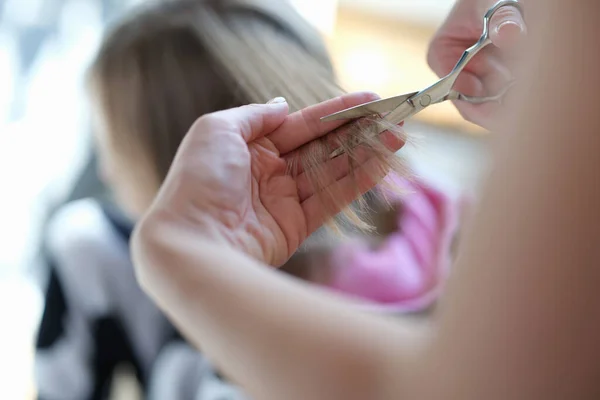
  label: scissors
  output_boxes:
[323,0,524,158]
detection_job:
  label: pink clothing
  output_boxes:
[325,175,458,313]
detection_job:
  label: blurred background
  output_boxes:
[0,0,488,398]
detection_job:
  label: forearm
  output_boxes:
[420,1,600,398]
[132,213,427,400]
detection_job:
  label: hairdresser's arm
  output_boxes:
[414,1,600,397]
[133,1,600,399]
[134,218,428,400]
[133,93,423,400]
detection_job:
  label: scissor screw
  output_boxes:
[419,95,432,107]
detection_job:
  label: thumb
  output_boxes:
[489,5,526,49]
[209,97,289,143]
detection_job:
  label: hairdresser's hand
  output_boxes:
[428,0,526,128]
[141,93,404,266]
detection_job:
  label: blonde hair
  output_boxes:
[89,0,407,234]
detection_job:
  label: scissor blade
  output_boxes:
[320,91,419,122]
[383,100,418,126]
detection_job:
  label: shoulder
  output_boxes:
[46,198,126,262]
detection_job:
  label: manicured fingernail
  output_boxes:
[496,20,523,37]
[267,97,286,104]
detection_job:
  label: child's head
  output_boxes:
[88,0,342,219]
[89,0,406,235]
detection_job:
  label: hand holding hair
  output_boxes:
[137,92,405,267]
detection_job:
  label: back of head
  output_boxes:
[90,0,405,234]
[89,0,342,195]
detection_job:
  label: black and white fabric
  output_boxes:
[34,198,247,400]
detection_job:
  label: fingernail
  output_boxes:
[267,97,286,104]
[496,20,523,37]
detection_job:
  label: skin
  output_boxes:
[94,92,400,279]
[135,93,404,267]
[427,0,526,128]
[132,0,600,399]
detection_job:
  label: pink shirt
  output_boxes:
[325,175,459,313]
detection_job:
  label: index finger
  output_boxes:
[267,92,380,155]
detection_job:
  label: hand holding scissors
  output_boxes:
[322,0,524,158]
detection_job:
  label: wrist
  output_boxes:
[132,207,229,282]
[141,205,232,245]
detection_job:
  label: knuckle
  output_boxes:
[191,112,232,137]
[357,91,381,103]
[491,6,521,25]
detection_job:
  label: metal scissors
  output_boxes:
[323,0,523,158]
